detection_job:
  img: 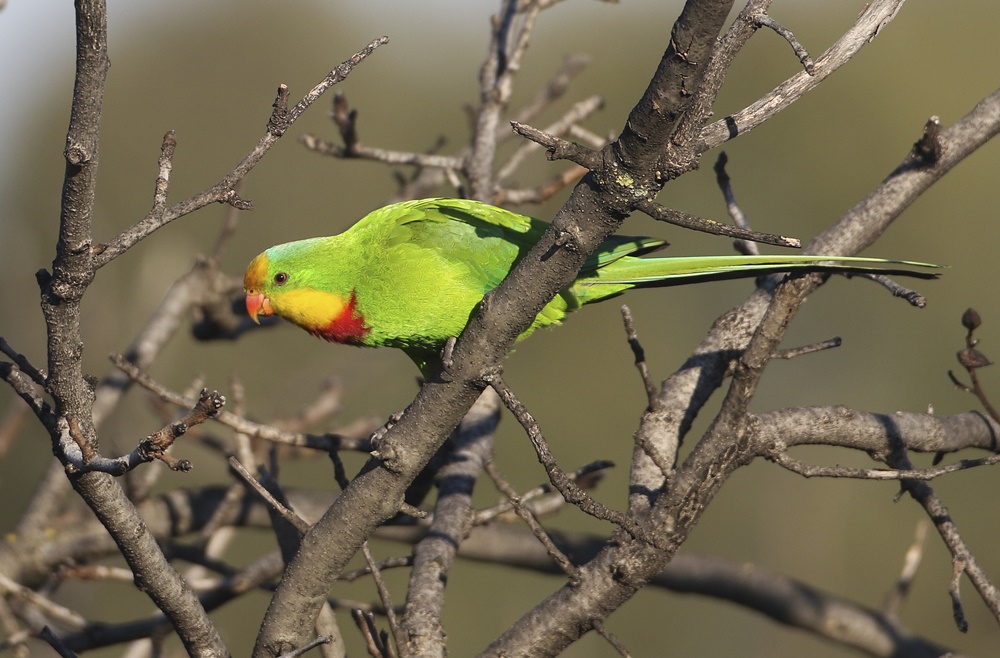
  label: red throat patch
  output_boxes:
[313,291,370,344]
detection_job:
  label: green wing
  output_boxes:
[377,198,664,287]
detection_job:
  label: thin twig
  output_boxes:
[699,1,908,149]
[949,308,1000,423]
[150,130,176,212]
[753,14,815,74]
[227,372,257,473]
[109,354,373,452]
[771,337,841,360]
[567,124,609,149]
[884,520,928,616]
[60,563,144,584]
[341,557,414,583]
[196,483,247,550]
[228,456,311,535]
[620,305,656,407]
[637,198,801,249]
[0,337,47,385]
[889,450,1000,628]
[509,120,600,169]
[0,362,51,423]
[497,95,603,181]
[135,388,225,471]
[360,542,404,654]
[949,558,969,633]
[769,450,1000,480]
[352,609,390,658]
[300,134,464,170]
[276,636,332,658]
[474,459,613,524]
[61,389,224,476]
[593,621,632,658]
[490,376,665,550]
[495,165,587,205]
[507,53,591,128]
[0,572,87,629]
[484,460,577,578]
[712,152,758,255]
[852,272,930,307]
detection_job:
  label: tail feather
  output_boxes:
[573,254,942,303]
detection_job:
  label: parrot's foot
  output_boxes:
[369,410,405,459]
[441,337,457,370]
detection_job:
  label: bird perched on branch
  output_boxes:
[244,198,940,377]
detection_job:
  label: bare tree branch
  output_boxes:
[109,353,375,452]
[699,0,907,149]
[401,390,500,657]
[889,450,1000,628]
[92,36,389,268]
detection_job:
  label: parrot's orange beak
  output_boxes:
[245,292,273,324]
[244,252,273,324]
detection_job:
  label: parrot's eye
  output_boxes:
[274,272,288,285]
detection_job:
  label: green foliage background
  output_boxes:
[0,1,998,656]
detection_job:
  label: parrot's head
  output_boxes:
[243,241,370,344]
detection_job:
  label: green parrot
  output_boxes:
[244,198,940,376]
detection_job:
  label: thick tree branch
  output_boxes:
[32,2,230,655]
[755,406,1000,455]
[401,390,500,658]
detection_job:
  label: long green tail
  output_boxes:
[574,255,942,303]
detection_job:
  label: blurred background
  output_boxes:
[1,0,998,656]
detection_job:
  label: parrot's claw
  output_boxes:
[369,410,406,458]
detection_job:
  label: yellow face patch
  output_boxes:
[273,287,350,332]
